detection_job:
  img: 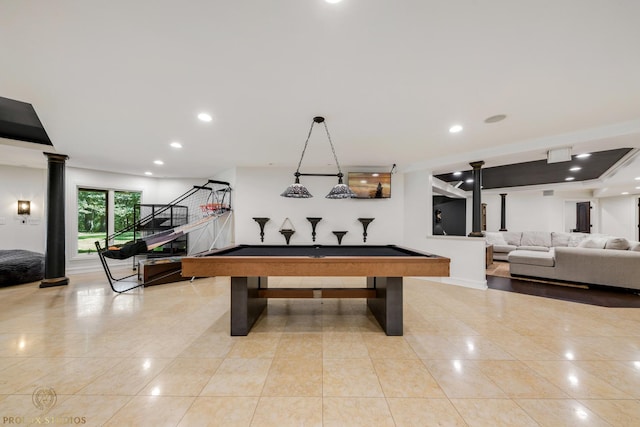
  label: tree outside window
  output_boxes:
[77,188,141,254]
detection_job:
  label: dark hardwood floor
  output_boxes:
[486,273,640,308]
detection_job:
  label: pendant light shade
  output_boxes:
[325,174,357,199]
[280,175,313,198]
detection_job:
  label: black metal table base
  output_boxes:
[229,276,403,336]
[366,276,403,336]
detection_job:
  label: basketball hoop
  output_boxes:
[200,203,226,216]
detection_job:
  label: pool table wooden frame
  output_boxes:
[182,245,450,336]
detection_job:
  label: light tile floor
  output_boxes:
[1,271,640,426]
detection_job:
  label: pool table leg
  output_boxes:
[367,276,403,336]
[230,276,267,336]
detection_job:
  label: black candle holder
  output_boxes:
[280,229,295,245]
[357,218,374,242]
[252,217,270,242]
[306,217,322,242]
[332,231,348,245]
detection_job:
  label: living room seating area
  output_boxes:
[486,231,640,290]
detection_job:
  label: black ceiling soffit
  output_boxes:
[435,147,633,191]
[0,96,52,146]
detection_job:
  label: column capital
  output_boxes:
[469,160,485,169]
[500,193,507,197]
[43,152,69,162]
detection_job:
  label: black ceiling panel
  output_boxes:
[0,96,52,146]
[435,148,632,191]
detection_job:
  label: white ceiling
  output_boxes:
[1,0,640,196]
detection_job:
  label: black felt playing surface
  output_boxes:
[209,245,430,257]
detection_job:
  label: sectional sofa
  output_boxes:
[485,231,640,290]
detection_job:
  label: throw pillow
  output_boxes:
[604,237,630,250]
[578,237,608,249]
[520,231,552,248]
[551,232,571,247]
[568,233,588,247]
[502,231,523,246]
[628,242,640,252]
[485,232,507,246]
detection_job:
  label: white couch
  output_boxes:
[485,231,591,261]
[485,232,640,290]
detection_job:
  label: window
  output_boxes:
[113,191,141,245]
[77,188,141,254]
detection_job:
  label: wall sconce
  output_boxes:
[280,116,356,199]
[17,200,31,215]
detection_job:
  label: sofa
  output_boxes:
[485,231,640,290]
[485,231,590,261]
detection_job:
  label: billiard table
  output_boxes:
[181,244,450,336]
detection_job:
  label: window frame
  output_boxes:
[75,187,141,255]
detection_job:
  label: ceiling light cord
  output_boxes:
[322,121,344,177]
[294,118,344,180]
[294,121,316,177]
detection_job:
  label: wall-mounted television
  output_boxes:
[348,172,391,199]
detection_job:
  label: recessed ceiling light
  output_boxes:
[154,160,164,165]
[576,153,591,159]
[170,141,182,148]
[144,171,153,176]
[360,180,367,184]
[484,114,507,123]
[622,192,629,195]
[635,177,640,181]
[636,186,640,190]
[453,171,462,176]
[372,173,379,177]
[565,177,575,181]
[198,112,212,122]
[449,125,463,133]
[569,166,582,172]
[325,0,343,3]
[465,178,474,183]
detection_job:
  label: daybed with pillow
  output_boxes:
[0,249,45,286]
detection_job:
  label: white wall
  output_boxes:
[233,167,403,245]
[422,236,487,289]
[482,189,597,233]
[0,165,46,251]
[599,196,638,241]
[406,170,487,289]
[404,170,432,241]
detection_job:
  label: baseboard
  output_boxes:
[412,276,488,290]
[67,257,130,274]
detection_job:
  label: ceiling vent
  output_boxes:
[547,147,571,163]
[543,190,554,196]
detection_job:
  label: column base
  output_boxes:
[468,231,485,238]
[40,277,69,288]
[499,228,508,231]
